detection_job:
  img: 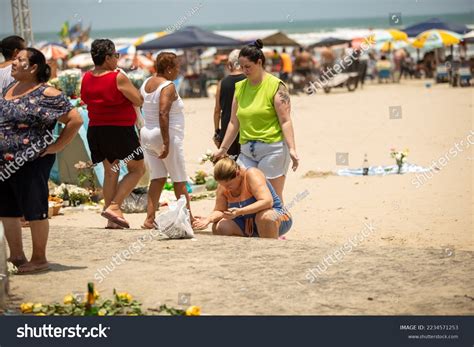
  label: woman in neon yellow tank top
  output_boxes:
[213,40,299,201]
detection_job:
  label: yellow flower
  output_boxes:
[20,302,34,313]
[185,306,201,316]
[36,313,46,316]
[98,308,107,316]
[33,303,43,310]
[63,295,74,305]
[118,292,132,303]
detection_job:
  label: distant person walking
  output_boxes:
[279,48,293,85]
[140,52,193,229]
[213,49,246,158]
[81,39,145,229]
[213,40,299,202]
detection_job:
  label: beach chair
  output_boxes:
[435,66,449,83]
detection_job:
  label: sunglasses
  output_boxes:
[107,52,120,59]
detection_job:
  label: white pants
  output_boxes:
[140,127,187,182]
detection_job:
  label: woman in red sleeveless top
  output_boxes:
[81,39,145,229]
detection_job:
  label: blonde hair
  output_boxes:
[214,157,240,181]
[228,49,241,70]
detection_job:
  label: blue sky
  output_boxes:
[0,0,472,34]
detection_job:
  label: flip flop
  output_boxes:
[16,262,50,275]
[101,210,130,229]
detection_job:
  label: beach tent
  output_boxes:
[136,26,242,50]
[260,31,300,46]
[216,29,300,46]
[403,18,469,37]
[310,37,351,48]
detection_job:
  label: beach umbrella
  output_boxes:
[67,53,94,68]
[310,37,350,48]
[376,39,410,52]
[403,18,469,37]
[133,32,167,47]
[40,44,69,60]
[116,44,136,55]
[136,26,242,50]
[412,29,462,50]
[463,30,474,43]
[117,54,154,69]
[372,29,408,43]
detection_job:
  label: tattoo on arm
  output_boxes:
[277,84,290,105]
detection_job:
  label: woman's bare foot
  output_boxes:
[141,218,155,229]
[105,220,124,229]
[7,256,28,268]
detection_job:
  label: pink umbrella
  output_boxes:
[40,44,69,60]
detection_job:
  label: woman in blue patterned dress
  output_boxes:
[0,48,83,274]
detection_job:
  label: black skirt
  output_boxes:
[87,126,144,164]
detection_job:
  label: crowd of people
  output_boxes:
[0,35,299,274]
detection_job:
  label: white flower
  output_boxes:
[402,157,407,163]
[395,153,402,161]
[205,149,212,156]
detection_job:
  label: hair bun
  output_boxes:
[252,39,263,50]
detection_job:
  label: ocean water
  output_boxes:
[31,12,473,42]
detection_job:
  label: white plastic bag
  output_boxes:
[154,195,194,239]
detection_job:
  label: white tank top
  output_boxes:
[140,78,185,133]
[0,65,14,99]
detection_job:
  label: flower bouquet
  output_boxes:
[390,148,409,174]
[57,69,82,98]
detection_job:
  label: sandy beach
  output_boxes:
[6,79,474,315]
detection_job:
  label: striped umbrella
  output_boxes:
[371,29,408,43]
[133,32,167,47]
[412,29,462,49]
[40,44,69,60]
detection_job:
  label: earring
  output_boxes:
[30,71,34,74]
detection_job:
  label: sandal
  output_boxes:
[16,262,50,275]
[101,210,130,229]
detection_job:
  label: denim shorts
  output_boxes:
[233,208,293,237]
[237,141,290,179]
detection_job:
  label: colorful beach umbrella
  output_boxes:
[403,18,469,37]
[40,44,69,60]
[67,53,94,68]
[117,54,154,69]
[463,30,474,43]
[372,29,408,43]
[116,44,136,55]
[133,32,167,47]
[412,29,462,49]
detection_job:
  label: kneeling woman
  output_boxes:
[193,158,292,238]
